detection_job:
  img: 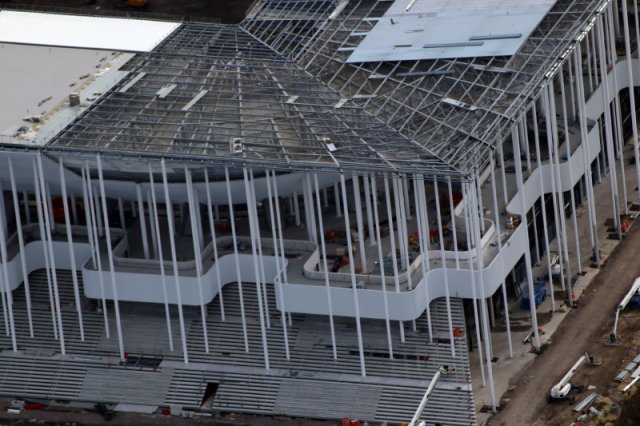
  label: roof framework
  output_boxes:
[47,0,602,179]
[243,0,603,176]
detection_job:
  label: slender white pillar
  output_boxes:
[0,182,7,237]
[531,104,556,313]
[558,68,582,273]
[32,170,54,339]
[313,173,337,359]
[225,167,250,352]
[268,170,289,359]
[383,175,404,342]
[59,160,84,341]
[363,175,376,246]
[414,176,433,341]
[203,169,225,321]
[497,143,509,206]
[548,82,573,301]
[542,91,567,292]
[462,183,486,386]
[146,191,158,259]
[136,184,150,260]
[270,171,292,326]
[0,180,17,351]
[96,155,125,360]
[83,167,109,336]
[185,168,210,353]
[243,169,270,369]
[8,160,33,338]
[352,175,368,272]
[433,177,456,357]
[469,183,497,412]
[402,177,412,220]
[392,177,408,272]
[249,170,271,329]
[370,175,393,358]
[36,156,65,354]
[148,165,174,352]
[597,16,622,237]
[340,174,366,377]
[574,44,601,267]
[303,174,318,244]
[512,127,541,350]
[161,160,189,363]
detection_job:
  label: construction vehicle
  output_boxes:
[549,353,600,402]
[407,366,454,426]
[606,276,640,345]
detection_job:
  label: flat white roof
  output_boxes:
[347,0,556,63]
[0,11,180,52]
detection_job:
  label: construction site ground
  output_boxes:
[488,219,640,426]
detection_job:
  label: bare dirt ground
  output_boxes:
[490,222,640,426]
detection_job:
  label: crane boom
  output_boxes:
[610,277,640,340]
[549,353,592,399]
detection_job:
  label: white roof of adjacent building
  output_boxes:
[0,11,180,52]
[347,0,556,63]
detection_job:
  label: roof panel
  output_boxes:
[347,0,556,63]
[0,11,180,52]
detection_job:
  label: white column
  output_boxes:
[96,155,125,360]
[313,173,337,359]
[249,171,271,329]
[32,172,54,339]
[558,68,582,273]
[268,170,289,359]
[574,44,601,267]
[161,160,189,363]
[8,160,34,338]
[512,127,541,351]
[58,160,84,341]
[146,191,158,259]
[352,175,368,272]
[531,104,556,314]
[469,182,497,412]
[392,177,408,272]
[497,143,509,206]
[433,177,456,357]
[0,179,17,351]
[383,175,405,342]
[370,175,394,358]
[270,171,291,326]
[0,182,7,236]
[542,90,567,293]
[185,168,210,353]
[83,167,110,336]
[136,184,150,260]
[225,167,250,352]
[203,169,225,321]
[148,166,174,351]
[243,169,270,369]
[340,173,366,377]
[36,156,65,354]
[462,183,486,386]
[414,175,433,341]
[363,175,376,246]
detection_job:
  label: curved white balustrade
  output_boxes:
[0,59,637,321]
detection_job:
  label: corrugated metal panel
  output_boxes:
[0,11,180,52]
[347,0,556,63]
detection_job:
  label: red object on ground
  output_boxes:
[350,420,362,426]
[622,221,629,233]
[342,418,351,426]
[160,408,171,416]
[23,402,44,410]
